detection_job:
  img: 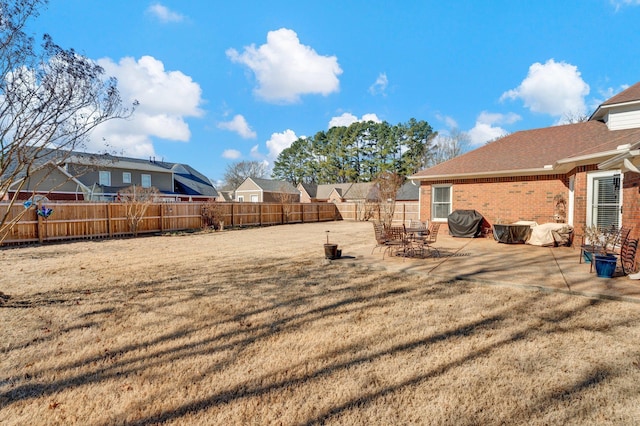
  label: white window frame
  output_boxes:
[586,170,622,228]
[431,184,452,222]
[141,174,151,188]
[237,195,245,202]
[251,194,259,203]
[122,172,131,184]
[99,171,111,186]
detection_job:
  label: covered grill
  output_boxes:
[447,209,483,238]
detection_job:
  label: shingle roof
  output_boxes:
[602,81,640,106]
[250,177,298,193]
[299,182,318,197]
[411,121,640,179]
[316,183,352,199]
[395,181,419,201]
[343,182,376,200]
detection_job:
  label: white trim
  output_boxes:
[99,170,111,186]
[141,174,151,188]
[568,176,575,226]
[431,184,452,222]
[586,170,623,227]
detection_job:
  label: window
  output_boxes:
[99,171,111,186]
[251,194,259,202]
[432,185,452,221]
[122,172,131,184]
[141,174,151,188]
[237,196,244,202]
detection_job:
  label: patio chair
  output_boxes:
[620,237,638,275]
[383,226,408,259]
[579,226,632,273]
[416,222,441,257]
[410,220,428,236]
[371,222,388,254]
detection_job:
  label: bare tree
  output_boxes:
[222,160,267,190]
[273,184,298,223]
[201,199,225,230]
[429,128,469,166]
[118,185,158,237]
[0,0,132,239]
[562,111,589,124]
[374,171,404,228]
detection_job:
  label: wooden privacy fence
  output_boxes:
[0,202,341,245]
[334,201,419,225]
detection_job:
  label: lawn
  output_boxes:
[1,221,640,425]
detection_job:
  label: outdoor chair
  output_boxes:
[579,226,632,273]
[416,222,440,257]
[410,219,427,229]
[371,222,388,254]
[383,226,409,259]
[620,237,638,275]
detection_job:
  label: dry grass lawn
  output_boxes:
[1,221,640,425]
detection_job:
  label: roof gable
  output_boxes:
[238,177,298,193]
[602,82,640,106]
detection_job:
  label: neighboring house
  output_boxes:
[234,177,300,202]
[395,181,420,202]
[217,190,234,202]
[410,81,640,239]
[297,181,418,203]
[298,183,319,203]
[7,151,218,202]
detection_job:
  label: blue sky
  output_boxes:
[27,0,640,184]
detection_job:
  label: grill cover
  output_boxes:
[447,210,483,238]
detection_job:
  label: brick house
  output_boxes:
[410,82,640,240]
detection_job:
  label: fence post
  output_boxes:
[160,204,164,232]
[37,211,44,244]
[403,203,406,225]
[107,203,113,237]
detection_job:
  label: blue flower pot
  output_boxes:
[595,254,617,278]
[583,251,593,264]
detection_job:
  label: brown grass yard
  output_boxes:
[1,221,640,425]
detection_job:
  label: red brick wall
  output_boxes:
[421,175,570,227]
[623,171,640,241]
[420,167,640,240]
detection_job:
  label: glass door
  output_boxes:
[587,171,622,228]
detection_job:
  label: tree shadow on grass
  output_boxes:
[2,256,640,425]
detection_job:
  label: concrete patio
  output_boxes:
[336,223,640,303]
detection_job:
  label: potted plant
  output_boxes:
[584,225,619,278]
[324,230,340,259]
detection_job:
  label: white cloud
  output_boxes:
[89,55,203,157]
[146,3,185,23]
[217,114,257,139]
[369,72,388,96]
[467,111,521,146]
[266,129,298,160]
[328,112,381,128]
[222,149,242,160]
[436,114,459,129]
[501,59,589,118]
[226,28,342,103]
[611,0,640,10]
